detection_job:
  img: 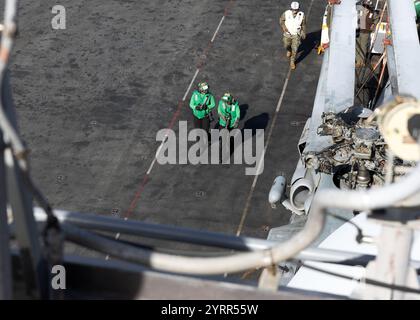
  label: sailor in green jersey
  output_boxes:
[218,92,240,129]
[189,82,216,133]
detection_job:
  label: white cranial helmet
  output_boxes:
[291,1,300,10]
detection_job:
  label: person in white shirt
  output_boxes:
[280,1,306,70]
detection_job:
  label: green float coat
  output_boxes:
[189,90,216,119]
[218,100,240,128]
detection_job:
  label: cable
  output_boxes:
[99,232,232,257]
[0,0,60,231]
[355,52,385,99]
[63,224,275,275]
[0,1,63,300]
[327,213,366,243]
[0,0,26,159]
[299,261,420,296]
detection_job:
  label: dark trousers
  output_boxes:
[193,116,210,133]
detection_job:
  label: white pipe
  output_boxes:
[290,174,314,211]
[54,155,420,275]
[282,199,305,216]
[25,135,405,275]
[136,162,420,274]
[312,163,420,211]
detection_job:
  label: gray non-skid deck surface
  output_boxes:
[10,0,324,253]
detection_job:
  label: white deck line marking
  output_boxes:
[146,137,166,175]
[146,153,158,175]
[182,68,200,101]
[211,16,225,43]
[275,70,292,113]
[236,69,292,237]
[108,13,229,257]
[235,0,315,237]
[146,13,225,176]
[147,12,226,178]
[147,66,199,176]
